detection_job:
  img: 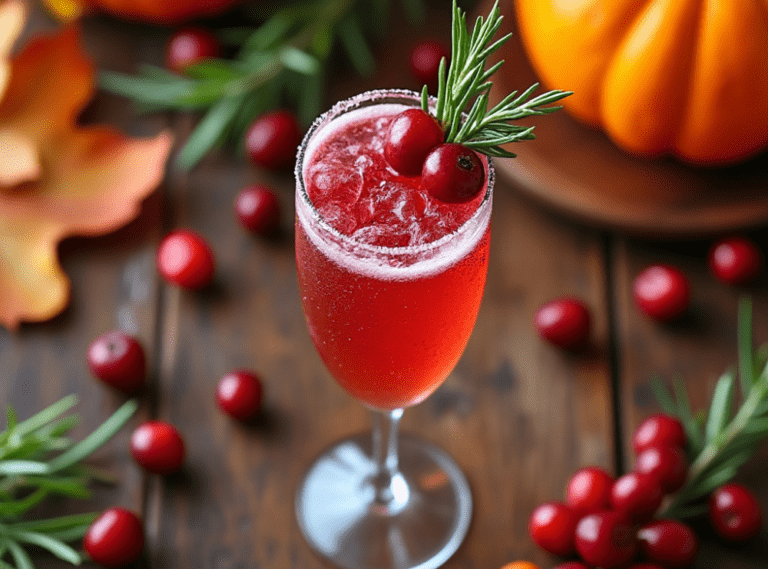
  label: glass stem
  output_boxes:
[370,408,406,512]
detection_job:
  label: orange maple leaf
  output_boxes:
[0,0,173,329]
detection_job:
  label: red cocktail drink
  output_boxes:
[296,92,492,410]
[294,89,493,569]
[293,1,565,561]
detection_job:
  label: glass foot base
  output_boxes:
[296,433,472,569]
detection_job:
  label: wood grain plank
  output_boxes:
[613,231,768,568]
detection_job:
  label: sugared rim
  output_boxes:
[294,89,495,258]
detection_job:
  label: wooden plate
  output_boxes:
[480,0,768,238]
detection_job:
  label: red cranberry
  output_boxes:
[84,507,144,567]
[410,40,448,93]
[632,414,687,454]
[156,229,215,290]
[575,511,638,569]
[553,563,590,569]
[528,502,578,556]
[217,370,263,421]
[235,185,280,235]
[633,265,690,321]
[245,110,301,170]
[422,143,484,203]
[165,27,219,73]
[709,237,762,285]
[130,421,185,475]
[635,446,688,493]
[565,466,614,516]
[384,109,444,176]
[638,519,698,567]
[709,483,762,541]
[87,331,146,394]
[534,298,591,349]
[610,472,664,523]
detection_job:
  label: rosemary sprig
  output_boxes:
[99,0,424,170]
[653,297,768,519]
[0,396,137,567]
[420,0,571,158]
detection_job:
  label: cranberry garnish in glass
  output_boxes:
[294,89,493,569]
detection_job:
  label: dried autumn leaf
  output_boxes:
[0,0,37,187]
[0,12,172,329]
[0,129,39,186]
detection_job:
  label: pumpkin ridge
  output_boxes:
[672,0,710,156]
[598,0,662,122]
[674,0,768,163]
[600,0,704,156]
[515,0,657,126]
[597,0,657,121]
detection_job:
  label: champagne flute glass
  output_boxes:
[295,89,494,569]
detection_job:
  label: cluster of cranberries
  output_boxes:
[384,108,485,203]
[535,236,763,349]
[84,330,264,565]
[528,414,763,568]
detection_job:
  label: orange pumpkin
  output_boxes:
[514,0,768,165]
[44,0,241,23]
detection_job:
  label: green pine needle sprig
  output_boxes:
[99,0,424,171]
[420,0,571,159]
[653,297,768,520]
[0,397,137,567]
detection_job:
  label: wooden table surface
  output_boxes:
[2,2,768,568]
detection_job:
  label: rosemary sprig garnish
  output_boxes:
[653,297,768,520]
[99,0,424,170]
[0,396,137,567]
[420,0,571,158]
